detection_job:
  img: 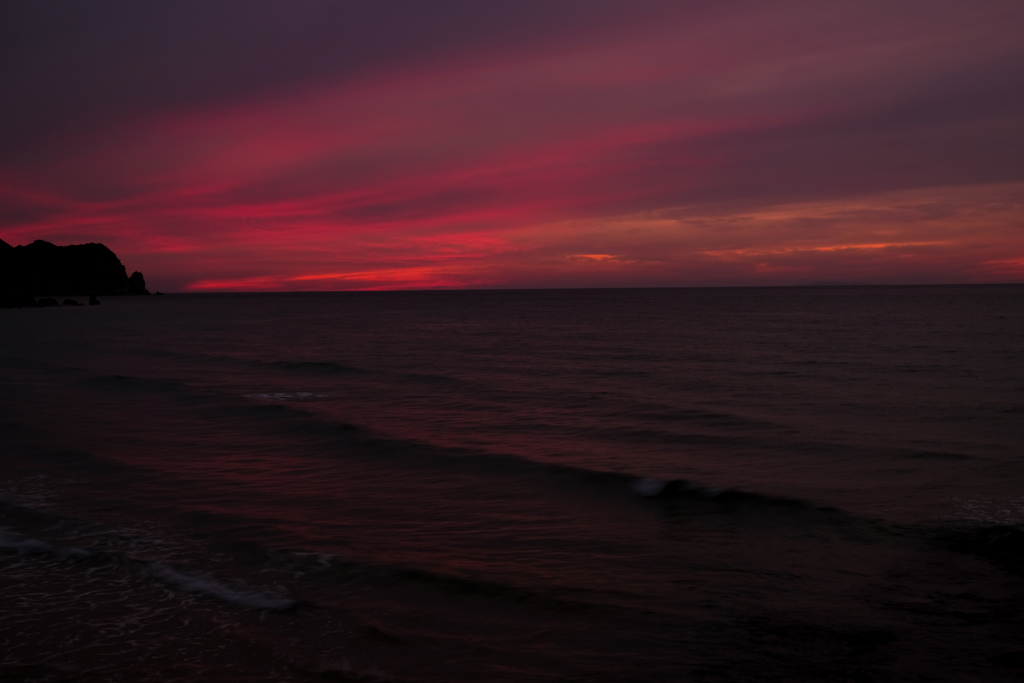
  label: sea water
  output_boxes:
[1,287,1022,681]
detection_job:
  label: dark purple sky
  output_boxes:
[3,0,1023,290]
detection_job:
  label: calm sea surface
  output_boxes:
[1,287,1023,682]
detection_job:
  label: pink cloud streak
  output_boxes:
[2,2,1023,290]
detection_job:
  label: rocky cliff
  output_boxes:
[1,238,150,307]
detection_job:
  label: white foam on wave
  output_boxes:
[0,529,92,559]
[632,478,667,496]
[0,528,296,611]
[149,562,298,611]
[631,477,724,498]
[951,496,1024,526]
[0,474,60,509]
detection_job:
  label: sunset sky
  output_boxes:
[2,1,1023,291]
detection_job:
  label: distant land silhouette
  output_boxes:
[1,238,149,307]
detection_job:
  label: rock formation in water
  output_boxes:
[1,238,150,307]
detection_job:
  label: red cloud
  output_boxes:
[2,3,1023,290]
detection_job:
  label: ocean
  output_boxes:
[1,286,1022,682]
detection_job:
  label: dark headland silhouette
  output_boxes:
[1,238,150,308]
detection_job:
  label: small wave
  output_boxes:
[150,401,862,532]
[0,495,71,530]
[306,419,845,521]
[627,475,823,511]
[631,477,668,497]
[949,496,1024,527]
[395,567,528,597]
[148,562,297,610]
[264,547,600,613]
[621,474,878,533]
[0,475,59,510]
[265,548,339,574]
[0,528,297,611]
[0,529,92,560]
[631,477,723,498]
